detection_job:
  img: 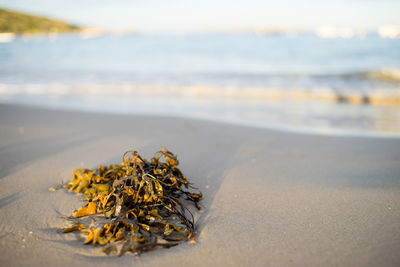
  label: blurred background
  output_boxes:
[0,0,399,135]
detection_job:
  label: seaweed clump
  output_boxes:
[59,148,202,256]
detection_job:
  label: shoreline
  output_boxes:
[0,103,400,266]
[1,101,400,139]
[0,102,400,139]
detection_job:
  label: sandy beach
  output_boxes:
[0,103,399,266]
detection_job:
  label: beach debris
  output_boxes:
[58,147,202,256]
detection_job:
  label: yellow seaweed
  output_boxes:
[73,202,97,218]
[58,148,202,256]
[61,224,86,233]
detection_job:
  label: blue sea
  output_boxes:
[1,33,400,136]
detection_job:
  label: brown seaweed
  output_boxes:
[57,147,202,256]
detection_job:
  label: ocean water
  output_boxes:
[0,33,399,136]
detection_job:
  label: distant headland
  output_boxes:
[0,8,80,34]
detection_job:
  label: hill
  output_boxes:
[0,8,79,33]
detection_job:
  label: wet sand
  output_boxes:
[0,103,399,266]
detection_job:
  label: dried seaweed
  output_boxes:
[58,147,202,256]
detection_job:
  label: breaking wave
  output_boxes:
[1,82,399,106]
[362,68,400,83]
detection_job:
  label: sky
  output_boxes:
[1,0,400,33]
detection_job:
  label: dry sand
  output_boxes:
[0,103,399,266]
